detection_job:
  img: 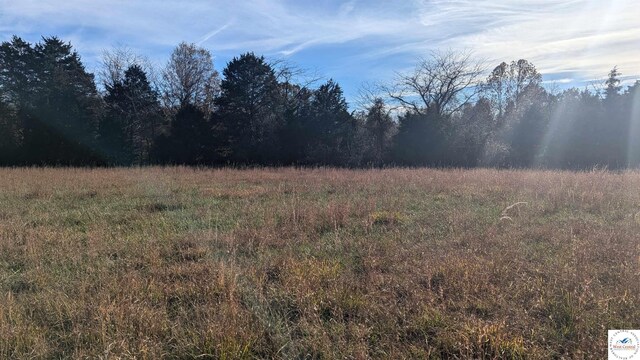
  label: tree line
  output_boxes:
[0,35,639,169]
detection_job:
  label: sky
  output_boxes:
[1,0,639,105]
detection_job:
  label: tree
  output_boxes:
[304,80,357,165]
[450,98,495,167]
[600,67,627,168]
[507,104,549,167]
[214,53,280,164]
[0,36,37,109]
[98,46,156,94]
[23,37,103,165]
[604,66,622,99]
[99,65,161,164]
[122,65,162,161]
[392,111,448,166]
[161,42,220,114]
[385,51,484,117]
[277,82,314,165]
[270,59,322,165]
[362,98,394,166]
[0,36,34,164]
[482,60,547,167]
[0,97,18,165]
[543,89,599,169]
[99,80,130,165]
[484,59,542,119]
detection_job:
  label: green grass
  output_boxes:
[0,167,638,358]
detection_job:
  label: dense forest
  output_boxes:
[0,35,638,169]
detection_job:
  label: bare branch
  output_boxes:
[269,57,323,88]
[160,42,219,114]
[98,46,156,92]
[381,50,485,117]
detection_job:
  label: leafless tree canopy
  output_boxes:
[268,58,323,104]
[161,42,220,113]
[98,46,156,91]
[484,59,542,117]
[384,51,485,117]
[269,58,322,87]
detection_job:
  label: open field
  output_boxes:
[0,167,638,359]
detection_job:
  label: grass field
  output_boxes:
[0,167,638,359]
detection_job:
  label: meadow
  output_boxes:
[0,167,638,359]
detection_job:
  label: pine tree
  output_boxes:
[23,37,102,165]
[214,53,279,164]
[363,98,394,166]
[305,80,356,165]
[100,65,160,164]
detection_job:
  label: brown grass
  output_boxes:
[0,167,638,358]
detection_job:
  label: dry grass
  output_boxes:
[0,167,638,359]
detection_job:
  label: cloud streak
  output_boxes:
[197,21,234,46]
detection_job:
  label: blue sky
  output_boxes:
[1,0,639,105]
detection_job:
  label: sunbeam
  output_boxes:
[627,84,640,167]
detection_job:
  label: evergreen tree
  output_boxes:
[363,98,394,166]
[450,98,495,167]
[0,97,18,165]
[0,36,38,164]
[214,53,280,164]
[0,37,37,109]
[508,104,549,167]
[23,37,102,165]
[100,65,160,164]
[305,80,356,165]
[600,67,627,168]
[277,82,313,165]
[392,111,448,166]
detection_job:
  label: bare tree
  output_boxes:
[269,58,322,87]
[384,50,485,117]
[161,42,220,113]
[269,58,323,106]
[357,81,387,111]
[98,46,156,92]
[484,59,542,117]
